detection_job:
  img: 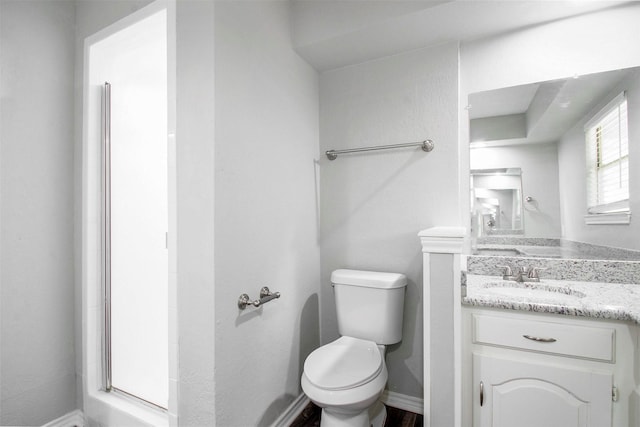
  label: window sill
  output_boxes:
[584,211,631,225]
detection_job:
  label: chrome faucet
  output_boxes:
[498,265,545,282]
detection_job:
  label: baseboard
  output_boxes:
[42,409,85,427]
[270,393,310,427]
[381,390,424,415]
[41,394,420,426]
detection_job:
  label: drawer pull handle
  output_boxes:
[523,334,557,343]
[480,381,484,407]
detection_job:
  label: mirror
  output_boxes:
[468,66,640,259]
[471,168,523,237]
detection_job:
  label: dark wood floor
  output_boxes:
[290,402,423,427]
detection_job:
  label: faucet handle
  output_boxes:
[528,267,546,279]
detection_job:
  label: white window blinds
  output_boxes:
[585,92,629,215]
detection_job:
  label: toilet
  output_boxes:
[301,269,407,427]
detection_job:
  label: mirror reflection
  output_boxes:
[471,168,523,237]
[469,66,640,260]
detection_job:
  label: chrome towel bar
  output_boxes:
[326,139,434,160]
[238,287,281,310]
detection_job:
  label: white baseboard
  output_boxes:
[53,393,420,427]
[270,393,311,427]
[381,390,424,415]
[42,410,85,427]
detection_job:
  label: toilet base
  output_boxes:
[369,401,386,427]
[320,401,386,427]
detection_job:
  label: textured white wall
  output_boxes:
[213,1,321,425]
[0,1,77,425]
[461,4,640,95]
[558,69,640,250]
[175,1,216,425]
[471,143,561,238]
[319,42,460,400]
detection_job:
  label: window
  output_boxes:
[584,92,630,224]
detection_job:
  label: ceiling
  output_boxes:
[291,1,631,71]
[468,67,637,147]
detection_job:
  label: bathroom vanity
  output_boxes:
[462,62,640,427]
[461,272,640,427]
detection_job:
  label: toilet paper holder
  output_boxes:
[238,287,281,310]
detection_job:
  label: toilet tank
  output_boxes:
[332,269,407,345]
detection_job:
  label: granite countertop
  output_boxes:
[463,274,640,324]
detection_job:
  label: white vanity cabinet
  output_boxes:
[473,353,612,427]
[462,307,638,427]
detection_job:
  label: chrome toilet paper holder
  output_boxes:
[238,287,281,310]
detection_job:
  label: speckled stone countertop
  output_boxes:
[463,274,640,324]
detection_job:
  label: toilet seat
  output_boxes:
[304,336,383,391]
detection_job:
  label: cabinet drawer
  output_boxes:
[473,314,615,361]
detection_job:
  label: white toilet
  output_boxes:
[301,269,407,427]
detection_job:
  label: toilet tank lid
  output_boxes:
[331,269,407,289]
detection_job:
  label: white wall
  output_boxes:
[213,1,321,425]
[460,3,640,232]
[471,143,561,238]
[319,42,460,400]
[461,4,640,95]
[558,69,640,250]
[175,1,215,425]
[0,1,77,425]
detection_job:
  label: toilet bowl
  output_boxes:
[301,336,388,427]
[300,269,407,427]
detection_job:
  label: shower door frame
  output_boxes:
[81,1,177,425]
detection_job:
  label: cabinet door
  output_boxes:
[473,353,612,427]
